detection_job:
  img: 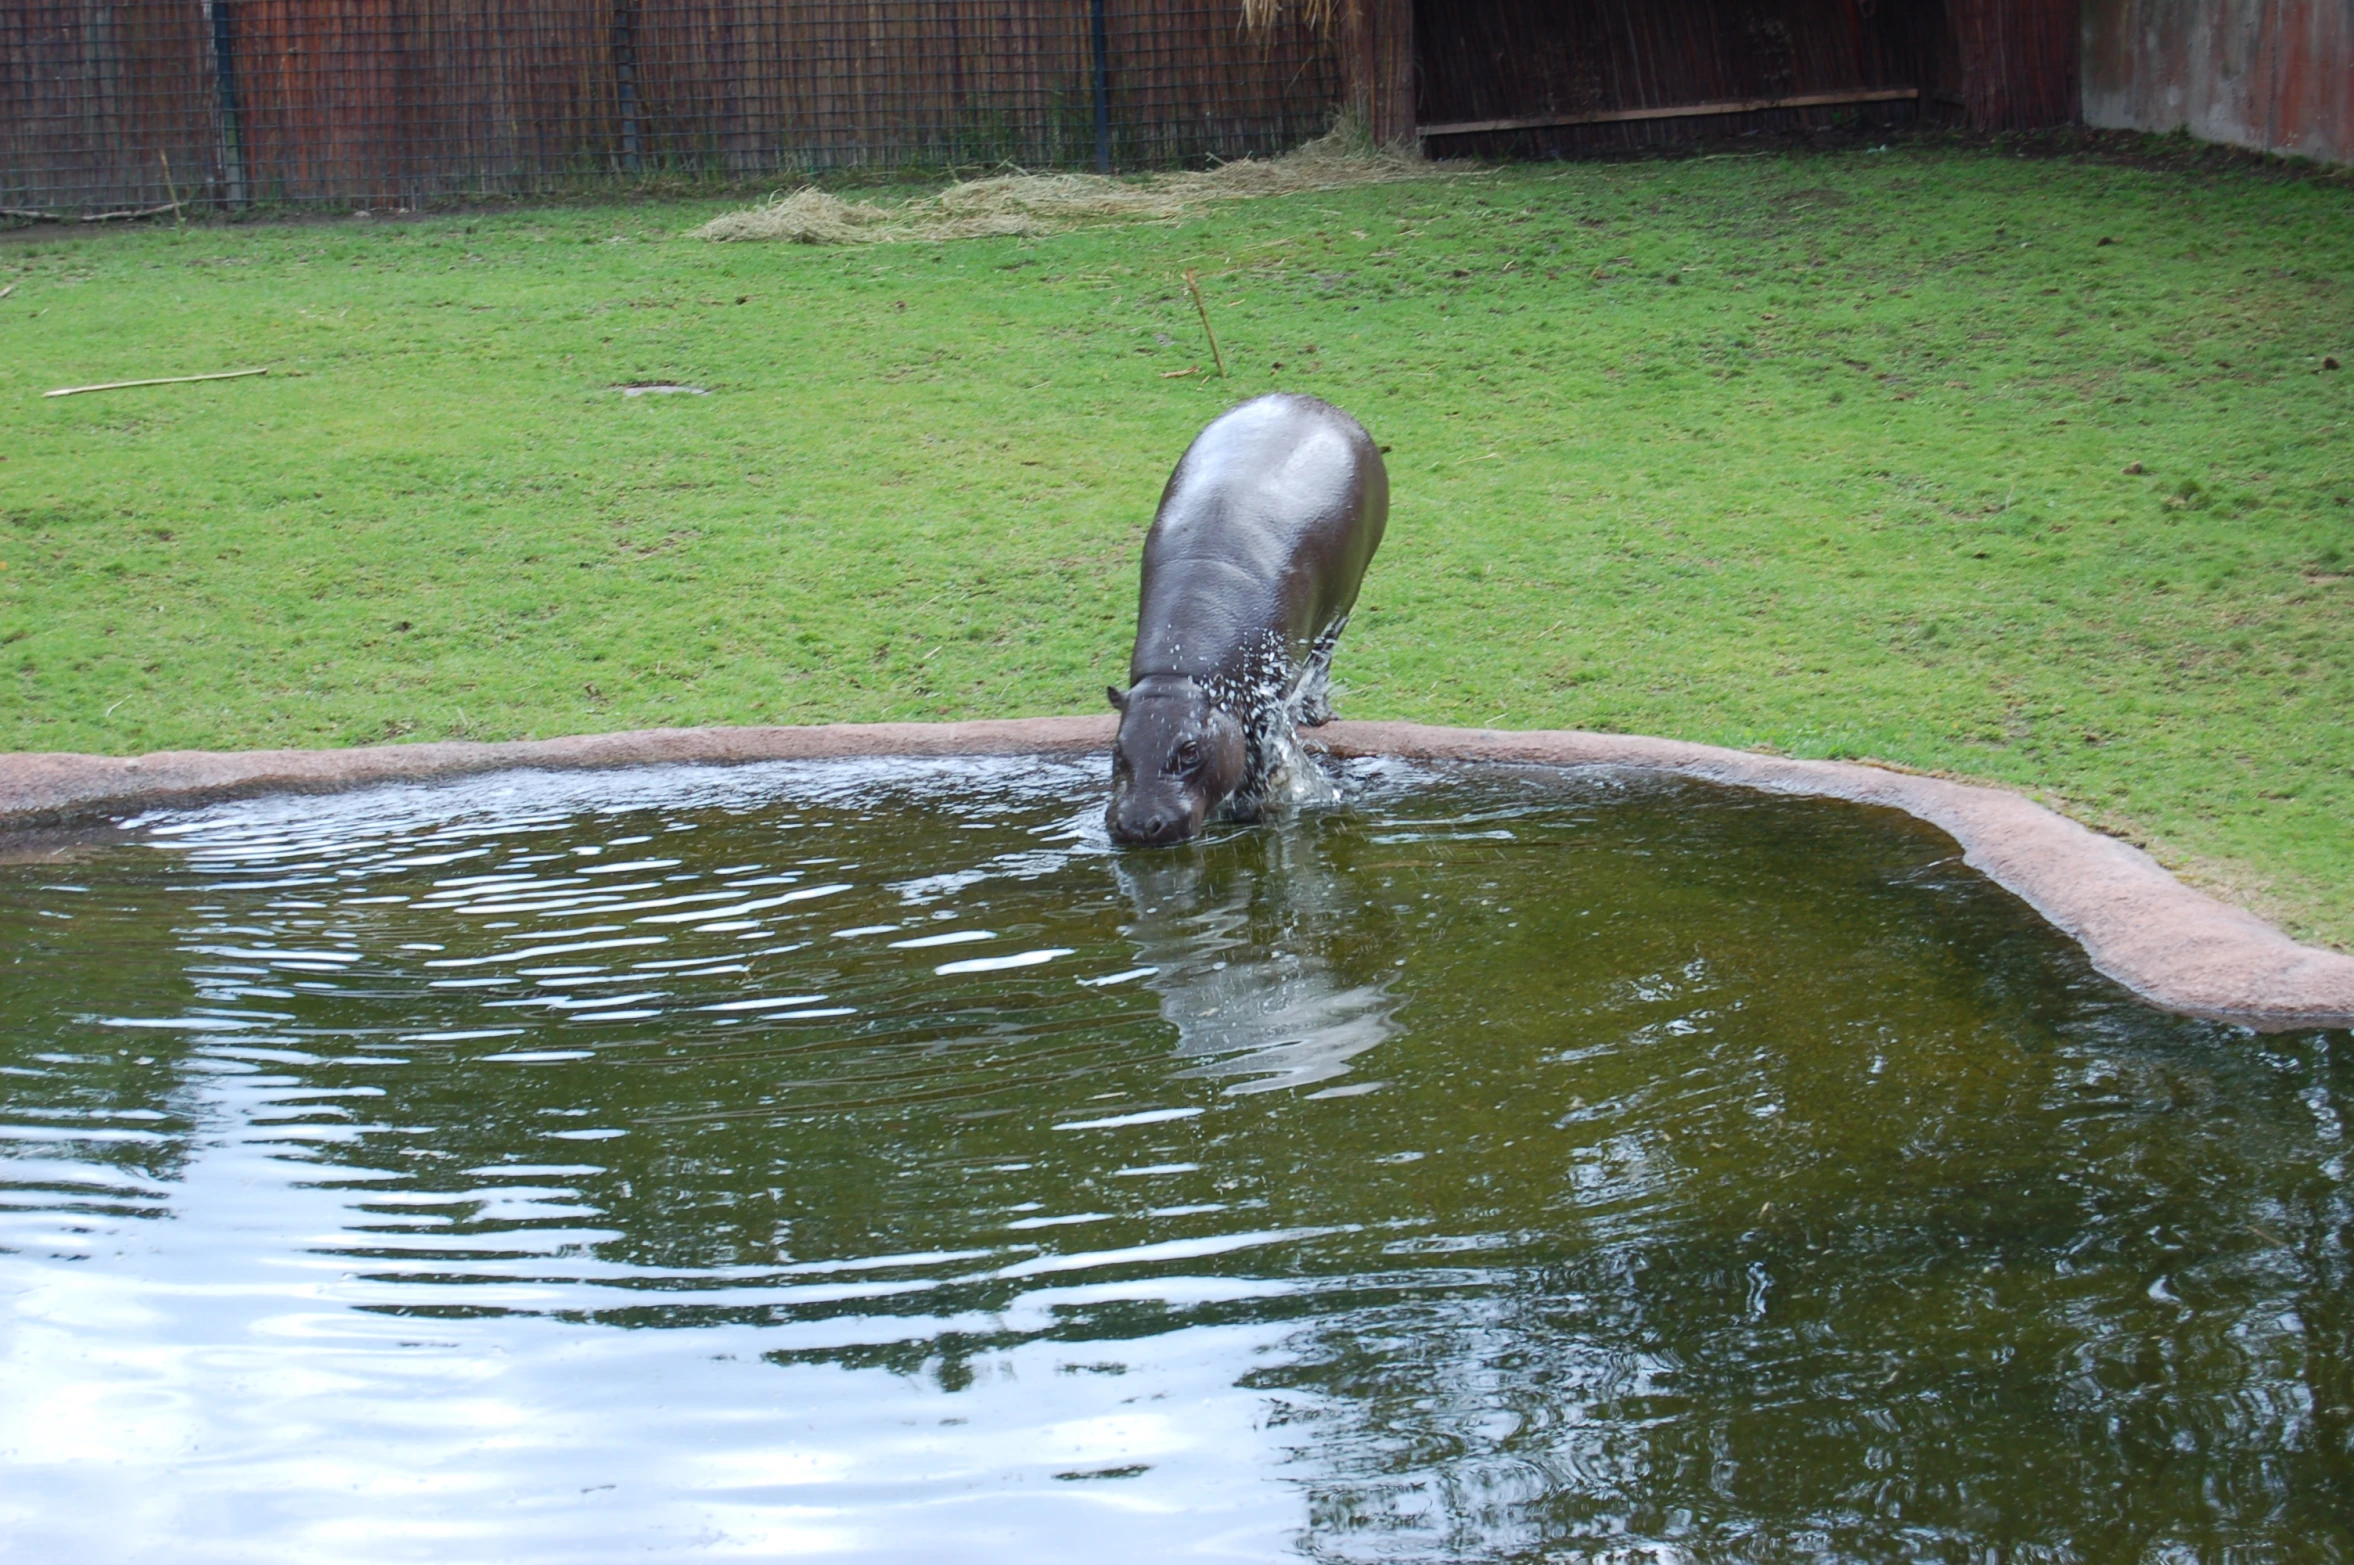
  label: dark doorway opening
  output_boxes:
[1416,0,1952,152]
[1392,0,2077,154]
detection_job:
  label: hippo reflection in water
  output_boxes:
[1106,394,1387,846]
[1112,825,1401,1096]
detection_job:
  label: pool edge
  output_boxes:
[3,716,2347,1033]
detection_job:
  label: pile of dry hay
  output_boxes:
[689,126,1439,245]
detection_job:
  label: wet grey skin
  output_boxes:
[1107,393,1388,846]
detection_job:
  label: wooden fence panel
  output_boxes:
[5,0,1340,212]
[1,0,219,213]
[1948,0,2078,131]
[226,0,618,204]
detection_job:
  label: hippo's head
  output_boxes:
[1105,680,1247,847]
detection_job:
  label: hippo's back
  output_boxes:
[1131,394,1386,683]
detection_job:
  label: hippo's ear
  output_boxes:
[1106,685,1128,711]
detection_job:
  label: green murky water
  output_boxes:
[2,757,2348,1562]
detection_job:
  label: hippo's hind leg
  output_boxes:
[1291,615,1348,728]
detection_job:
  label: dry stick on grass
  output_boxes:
[0,285,14,301]
[80,201,188,224]
[1184,270,1228,379]
[44,368,269,399]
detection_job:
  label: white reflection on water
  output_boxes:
[1,759,1361,1562]
[1115,825,1401,1096]
[0,1059,1311,1563]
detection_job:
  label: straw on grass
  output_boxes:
[691,119,1438,246]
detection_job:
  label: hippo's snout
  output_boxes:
[1106,786,1207,847]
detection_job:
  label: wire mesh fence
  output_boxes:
[3,0,1342,216]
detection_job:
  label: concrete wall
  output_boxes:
[2084,0,2354,165]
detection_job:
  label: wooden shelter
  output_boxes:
[1340,0,2080,151]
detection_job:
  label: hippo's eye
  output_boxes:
[1173,739,1202,770]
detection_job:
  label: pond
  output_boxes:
[2,757,2348,1562]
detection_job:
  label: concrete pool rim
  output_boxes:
[1,715,2347,1033]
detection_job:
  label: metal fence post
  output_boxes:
[203,0,248,207]
[614,2,642,174]
[1091,0,1111,172]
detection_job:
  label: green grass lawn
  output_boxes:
[2,144,2349,944]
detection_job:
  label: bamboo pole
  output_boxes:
[44,368,270,399]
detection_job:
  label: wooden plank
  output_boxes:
[1367,0,1414,143]
[1418,86,1921,138]
[1341,0,1415,144]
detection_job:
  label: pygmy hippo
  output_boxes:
[1105,393,1387,846]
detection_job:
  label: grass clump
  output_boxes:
[0,144,2349,945]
